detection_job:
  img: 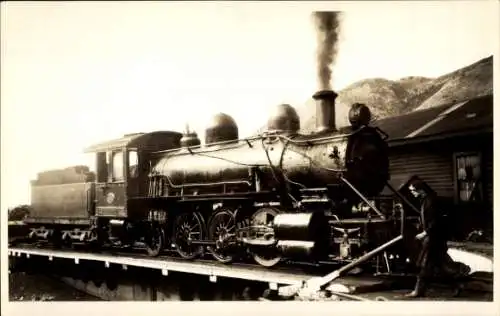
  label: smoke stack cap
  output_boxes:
[205,113,239,145]
[349,103,372,128]
[266,104,300,134]
[313,90,338,100]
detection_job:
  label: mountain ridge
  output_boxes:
[261,55,493,134]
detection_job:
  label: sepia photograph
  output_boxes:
[1,1,498,315]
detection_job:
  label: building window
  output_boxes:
[455,152,483,203]
[129,150,138,179]
[112,151,124,182]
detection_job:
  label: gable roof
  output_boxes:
[372,94,493,146]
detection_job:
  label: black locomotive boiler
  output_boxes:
[144,90,393,266]
[20,90,419,269]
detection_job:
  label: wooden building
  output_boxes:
[373,94,493,239]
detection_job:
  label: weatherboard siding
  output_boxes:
[388,133,493,211]
[389,147,454,198]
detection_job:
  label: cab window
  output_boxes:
[96,152,108,183]
[112,151,124,182]
[129,150,139,178]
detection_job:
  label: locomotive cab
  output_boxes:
[84,131,183,219]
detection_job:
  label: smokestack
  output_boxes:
[313,90,338,133]
[312,12,341,134]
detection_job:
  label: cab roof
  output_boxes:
[83,131,182,153]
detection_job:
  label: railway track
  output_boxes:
[8,242,409,300]
[8,243,322,290]
[8,239,345,271]
[8,242,493,302]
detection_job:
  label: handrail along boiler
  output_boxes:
[20,89,420,271]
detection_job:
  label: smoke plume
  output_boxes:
[313,11,341,90]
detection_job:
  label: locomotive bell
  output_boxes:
[180,131,201,147]
[204,113,239,145]
[313,90,338,133]
[266,103,300,134]
[348,103,372,128]
[180,123,201,147]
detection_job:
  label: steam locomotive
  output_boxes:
[20,90,422,269]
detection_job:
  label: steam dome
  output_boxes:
[205,113,239,145]
[266,104,300,134]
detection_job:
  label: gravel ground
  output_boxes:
[9,272,101,301]
[448,241,493,257]
[355,287,493,302]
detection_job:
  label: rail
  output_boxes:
[8,221,26,225]
[7,246,313,290]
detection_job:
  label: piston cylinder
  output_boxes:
[273,211,330,243]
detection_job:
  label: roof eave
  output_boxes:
[83,143,128,153]
[83,135,144,153]
[388,127,493,147]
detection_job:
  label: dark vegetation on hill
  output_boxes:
[8,204,32,221]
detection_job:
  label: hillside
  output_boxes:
[268,55,493,134]
[414,56,493,110]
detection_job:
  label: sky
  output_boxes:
[1,1,498,209]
